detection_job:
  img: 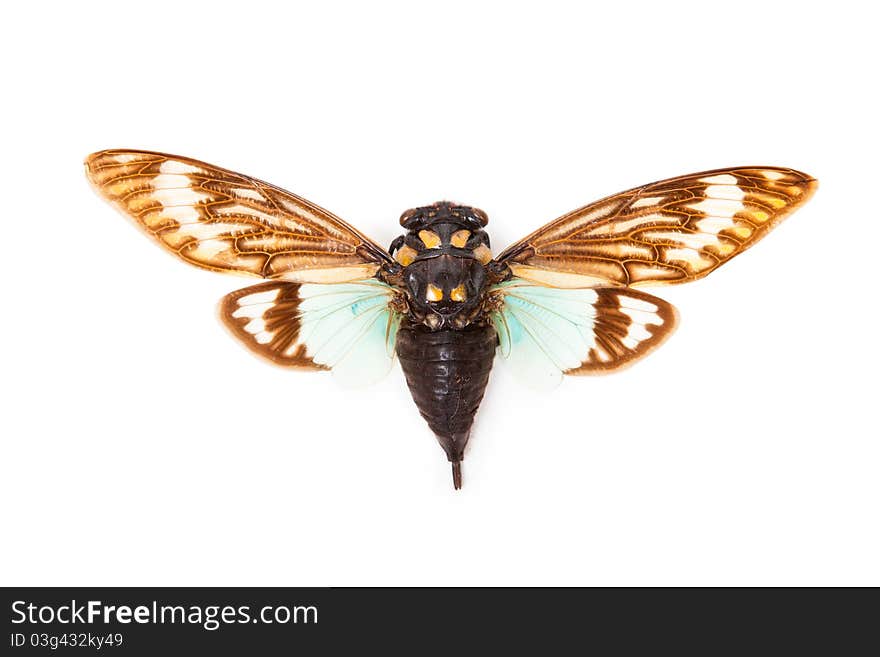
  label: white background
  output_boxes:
[2,1,877,586]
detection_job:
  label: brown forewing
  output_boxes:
[496,167,817,287]
[85,149,392,282]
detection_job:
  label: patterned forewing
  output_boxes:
[85,149,390,282]
[497,167,817,286]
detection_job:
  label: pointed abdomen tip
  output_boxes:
[451,461,462,490]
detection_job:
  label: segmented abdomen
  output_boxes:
[395,322,497,463]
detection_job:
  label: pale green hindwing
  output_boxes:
[297,279,402,387]
[223,278,402,387]
[491,279,601,389]
[489,278,677,390]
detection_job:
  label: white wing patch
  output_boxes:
[221,278,401,387]
[497,166,817,287]
[490,279,677,389]
[86,149,390,281]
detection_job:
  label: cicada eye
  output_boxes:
[399,207,419,227]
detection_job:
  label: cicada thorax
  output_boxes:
[386,201,495,331]
[384,201,500,488]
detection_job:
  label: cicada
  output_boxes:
[86,150,816,488]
